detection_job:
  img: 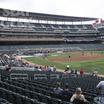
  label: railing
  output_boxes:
[10,73,28,80]
[34,74,47,80]
[50,74,59,79]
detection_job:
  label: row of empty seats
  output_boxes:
[0,79,72,104]
[0,20,95,30]
[0,70,103,104]
[0,20,98,35]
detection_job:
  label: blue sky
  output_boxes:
[0,0,103,19]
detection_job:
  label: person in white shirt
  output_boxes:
[96,81,104,95]
[53,82,63,95]
[70,88,88,104]
[94,81,104,104]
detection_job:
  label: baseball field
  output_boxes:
[24,51,104,74]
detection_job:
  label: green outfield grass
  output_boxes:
[24,51,104,74]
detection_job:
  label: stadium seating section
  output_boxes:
[0,20,102,44]
[0,20,98,34]
[0,69,103,104]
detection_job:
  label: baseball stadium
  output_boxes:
[0,6,104,104]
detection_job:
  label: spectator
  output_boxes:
[80,69,84,77]
[53,82,63,95]
[64,67,70,72]
[5,64,11,71]
[64,65,70,72]
[70,69,74,74]
[47,66,52,72]
[92,70,98,77]
[63,65,70,77]
[96,81,104,95]
[62,83,71,96]
[38,66,42,71]
[70,88,89,104]
[53,66,56,72]
[75,69,78,77]
[94,81,104,103]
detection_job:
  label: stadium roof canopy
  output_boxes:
[0,8,97,22]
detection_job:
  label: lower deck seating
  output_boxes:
[0,97,12,104]
[0,80,72,104]
[0,74,101,104]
